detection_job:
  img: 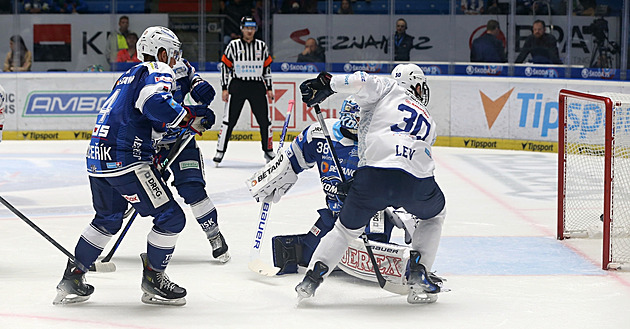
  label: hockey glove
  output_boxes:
[335,177,354,202]
[190,77,216,105]
[300,72,335,107]
[181,105,216,135]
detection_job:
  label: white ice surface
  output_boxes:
[1,141,629,329]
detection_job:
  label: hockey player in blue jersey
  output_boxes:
[154,58,230,263]
[53,26,214,306]
[295,64,447,304]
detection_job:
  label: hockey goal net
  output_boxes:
[558,89,630,270]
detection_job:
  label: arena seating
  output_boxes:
[84,0,146,14]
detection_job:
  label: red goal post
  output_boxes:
[557,89,630,270]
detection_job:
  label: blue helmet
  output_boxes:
[339,96,360,136]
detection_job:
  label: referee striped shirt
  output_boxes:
[221,38,273,90]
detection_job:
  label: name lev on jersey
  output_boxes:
[87,144,112,161]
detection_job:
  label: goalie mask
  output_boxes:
[339,96,360,140]
[136,26,182,63]
[391,64,430,106]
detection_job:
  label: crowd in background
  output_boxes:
[0,0,626,71]
[0,0,616,16]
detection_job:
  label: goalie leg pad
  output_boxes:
[338,238,411,286]
[272,234,307,275]
[365,209,396,243]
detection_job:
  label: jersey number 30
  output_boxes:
[390,104,431,141]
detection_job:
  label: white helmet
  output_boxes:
[136,26,182,63]
[391,64,430,106]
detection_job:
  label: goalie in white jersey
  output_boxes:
[296,64,447,304]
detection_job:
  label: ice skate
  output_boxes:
[295,261,328,301]
[208,231,231,263]
[53,260,94,305]
[140,253,187,306]
[213,151,224,167]
[264,150,276,163]
[406,250,442,304]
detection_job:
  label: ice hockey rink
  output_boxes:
[1,140,629,329]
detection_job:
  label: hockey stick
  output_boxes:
[248,100,294,276]
[95,130,196,270]
[0,195,115,272]
[313,104,401,293]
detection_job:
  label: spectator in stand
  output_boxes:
[516,0,552,15]
[485,0,504,14]
[281,0,318,13]
[23,0,52,13]
[470,20,506,63]
[394,18,414,61]
[338,0,353,14]
[224,0,252,44]
[461,0,484,14]
[116,33,140,63]
[55,0,87,13]
[297,38,325,63]
[516,20,562,64]
[579,0,597,15]
[3,35,32,72]
[107,16,132,63]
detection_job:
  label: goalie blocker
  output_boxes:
[246,146,298,203]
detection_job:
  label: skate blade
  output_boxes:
[53,289,90,305]
[141,292,186,306]
[407,286,438,304]
[215,251,231,263]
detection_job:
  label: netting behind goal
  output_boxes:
[558,89,630,270]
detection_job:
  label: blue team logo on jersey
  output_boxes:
[23,92,109,116]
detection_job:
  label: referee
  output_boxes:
[214,16,275,166]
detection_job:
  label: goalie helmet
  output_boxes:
[339,96,360,139]
[240,16,257,30]
[391,64,430,106]
[136,26,182,63]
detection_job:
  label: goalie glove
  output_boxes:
[300,72,335,107]
[190,77,216,105]
[181,105,216,135]
[246,146,298,203]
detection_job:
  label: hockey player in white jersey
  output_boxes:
[296,64,447,304]
[248,97,429,289]
[53,26,213,306]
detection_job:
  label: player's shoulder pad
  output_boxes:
[144,61,176,77]
[305,119,329,142]
[307,118,338,141]
[171,59,189,80]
